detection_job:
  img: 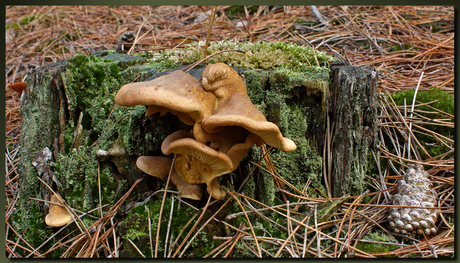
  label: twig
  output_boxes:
[127,238,145,258]
[310,6,331,27]
[231,191,375,257]
[164,196,175,258]
[155,154,176,257]
[228,192,262,258]
[175,192,230,258]
[203,235,234,258]
[314,205,321,258]
[203,6,217,67]
[147,206,153,258]
[407,71,424,160]
[274,207,313,257]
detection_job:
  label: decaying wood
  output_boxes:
[329,63,378,197]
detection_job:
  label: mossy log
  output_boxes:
[16,47,376,256]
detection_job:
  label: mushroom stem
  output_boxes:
[207,178,226,200]
[170,170,203,200]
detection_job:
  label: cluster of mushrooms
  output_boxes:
[115,63,297,200]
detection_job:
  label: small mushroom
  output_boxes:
[161,130,233,199]
[115,70,216,125]
[136,156,203,200]
[200,63,296,152]
[45,193,73,227]
[136,156,172,179]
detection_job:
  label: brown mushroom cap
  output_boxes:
[201,63,297,152]
[136,156,172,180]
[161,130,233,199]
[45,193,73,227]
[136,156,202,200]
[115,70,217,125]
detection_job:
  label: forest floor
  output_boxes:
[5,5,454,258]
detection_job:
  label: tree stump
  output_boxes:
[328,63,378,197]
[15,45,377,256]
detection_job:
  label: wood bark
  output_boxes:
[328,63,378,197]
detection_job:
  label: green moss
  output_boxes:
[141,40,333,73]
[10,205,49,251]
[268,95,324,195]
[54,147,100,211]
[61,54,130,148]
[390,89,454,158]
[355,231,398,257]
[391,88,453,120]
[238,66,326,204]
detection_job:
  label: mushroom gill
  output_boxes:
[161,130,234,200]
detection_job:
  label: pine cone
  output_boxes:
[388,163,439,236]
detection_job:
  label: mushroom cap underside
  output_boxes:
[193,124,251,153]
[145,105,198,126]
[169,170,203,200]
[161,130,234,184]
[202,114,297,152]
